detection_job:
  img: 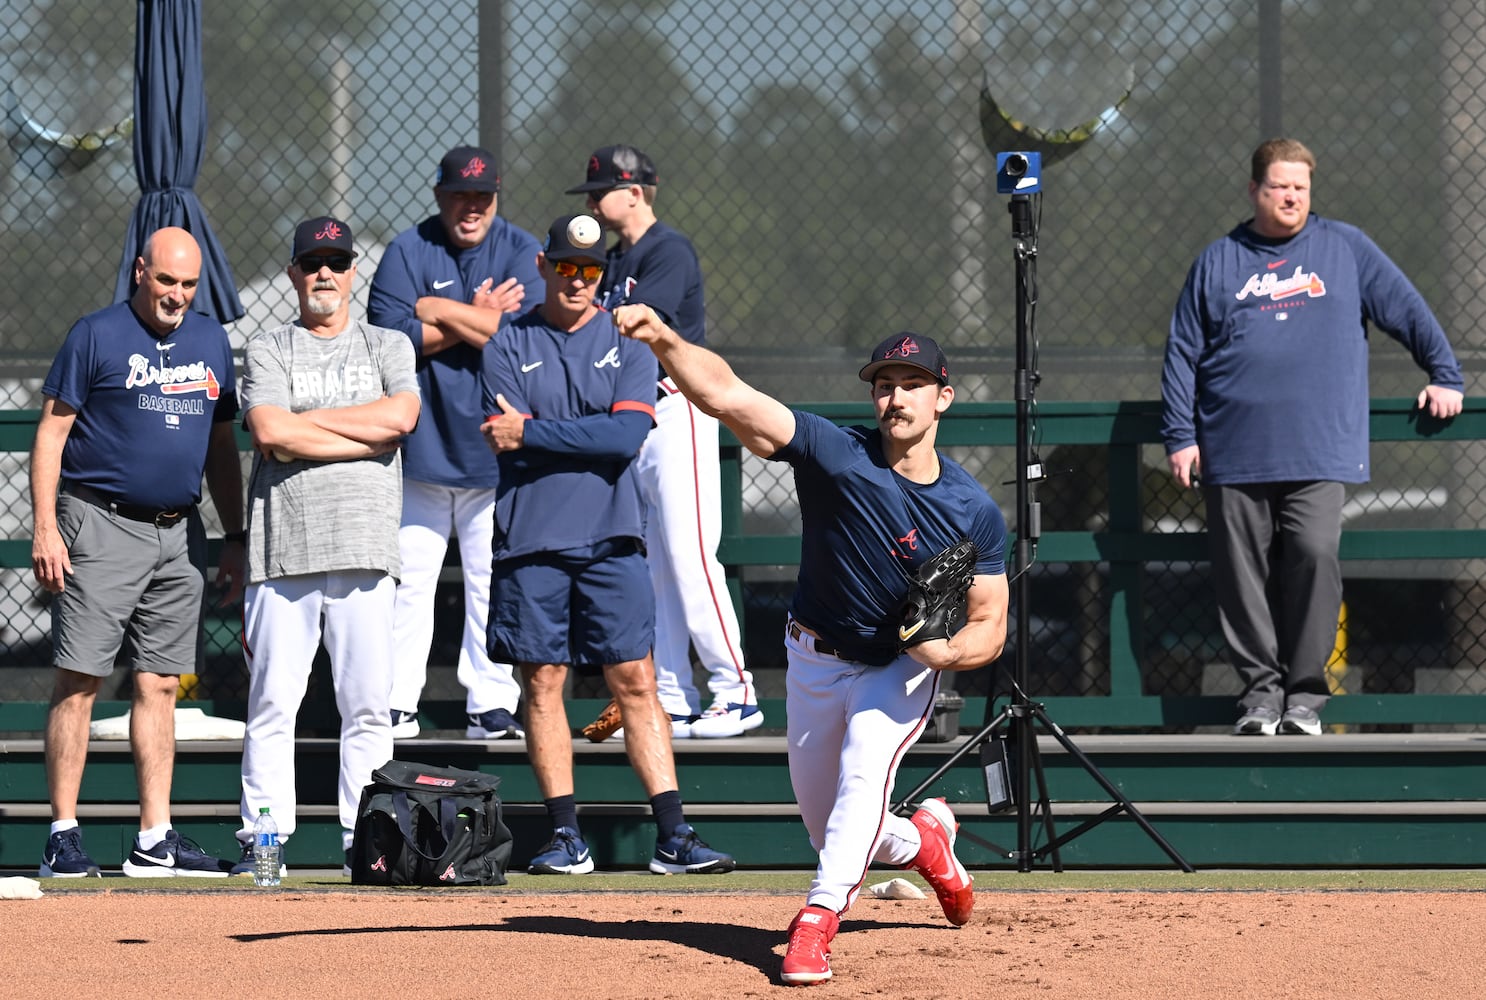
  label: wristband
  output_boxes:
[224,530,247,544]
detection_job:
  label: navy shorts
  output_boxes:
[488,539,654,667]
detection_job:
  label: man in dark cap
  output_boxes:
[569,144,758,741]
[479,215,734,877]
[369,145,543,743]
[233,215,421,875]
[615,307,1008,984]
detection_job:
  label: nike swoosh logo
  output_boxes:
[1266,259,1288,270]
[433,279,455,289]
[521,361,543,373]
[134,852,176,867]
[657,849,679,862]
[898,620,926,642]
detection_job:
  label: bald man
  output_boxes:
[31,226,245,877]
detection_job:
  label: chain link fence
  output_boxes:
[3,0,1485,724]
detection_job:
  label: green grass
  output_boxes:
[20,867,1486,894]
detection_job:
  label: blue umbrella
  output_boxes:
[112,0,243,323]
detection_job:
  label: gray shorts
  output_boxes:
[51,492,207,677]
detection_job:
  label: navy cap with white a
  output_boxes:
[565,144,659,194]
[291,216,357,260]
[859,333,950,385]
[542,214,607,264]
[435,145,501,193]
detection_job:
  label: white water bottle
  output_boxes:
[252,807,281,887]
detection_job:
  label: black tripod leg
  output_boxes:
[1022,724,1063,871]
[1031,705,1194,872]
[893,705,1014,815]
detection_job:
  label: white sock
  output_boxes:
[138,823,172,851]
[50,818,80,836]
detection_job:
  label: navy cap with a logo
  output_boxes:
[859,333,950,385]
[565,144,659,194]
[291,216,357,260]
[435,145,501,193]
[542,214,608,264]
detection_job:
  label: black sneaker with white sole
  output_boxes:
[466,707,524,739]
[229,839,289,878]
[39,827,101,878]
[122,830,233,877]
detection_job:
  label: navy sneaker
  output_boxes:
[467,707,524,739]
[690,700,765,739]
[528,826,595,874]
[39,827,101,878]
[390,709,420,739]
[122,830,232,877]
[649,823,736,874]
[229,839,287,878]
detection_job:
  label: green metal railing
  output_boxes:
[5,400,1486,730]
[719,399,1486,729]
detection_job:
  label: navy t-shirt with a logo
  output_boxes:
[42,302,238,509]
[773,411,1007,666]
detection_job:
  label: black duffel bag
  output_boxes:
[350,760,513,886]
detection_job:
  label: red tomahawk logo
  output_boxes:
[160,368,221,400]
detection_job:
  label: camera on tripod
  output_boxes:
[996,151,1042,194]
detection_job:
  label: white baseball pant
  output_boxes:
[784,622,937,913]
[636,389,752,716]
[239,570,395,847]
[389,479,519,716]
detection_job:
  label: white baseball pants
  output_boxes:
[389,479,519,716]
[636,391,752,716]
[784,625,937,913]
[239,571,395,846]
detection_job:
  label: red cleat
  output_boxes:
[781,904,839,985]
[908,797,974,925]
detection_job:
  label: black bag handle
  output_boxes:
[390,791,461,862]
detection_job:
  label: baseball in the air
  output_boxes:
[567,215,601,249]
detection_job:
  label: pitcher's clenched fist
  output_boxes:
[613,303,668,344]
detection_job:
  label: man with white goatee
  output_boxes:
[233,215,421,876]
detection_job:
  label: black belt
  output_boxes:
[65,483,193,527]
[787,617,849,660]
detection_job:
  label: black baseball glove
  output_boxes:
[896,537,979,650]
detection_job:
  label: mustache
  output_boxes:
[311,281,338,292]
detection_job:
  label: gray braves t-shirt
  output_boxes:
[241,320,419,584]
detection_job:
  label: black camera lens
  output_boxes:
[1004,153,1029,177]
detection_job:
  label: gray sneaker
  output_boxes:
[1233,706,1281,736]
[1280,705,1323,735]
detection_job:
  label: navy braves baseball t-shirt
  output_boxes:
[43,302,238,510]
